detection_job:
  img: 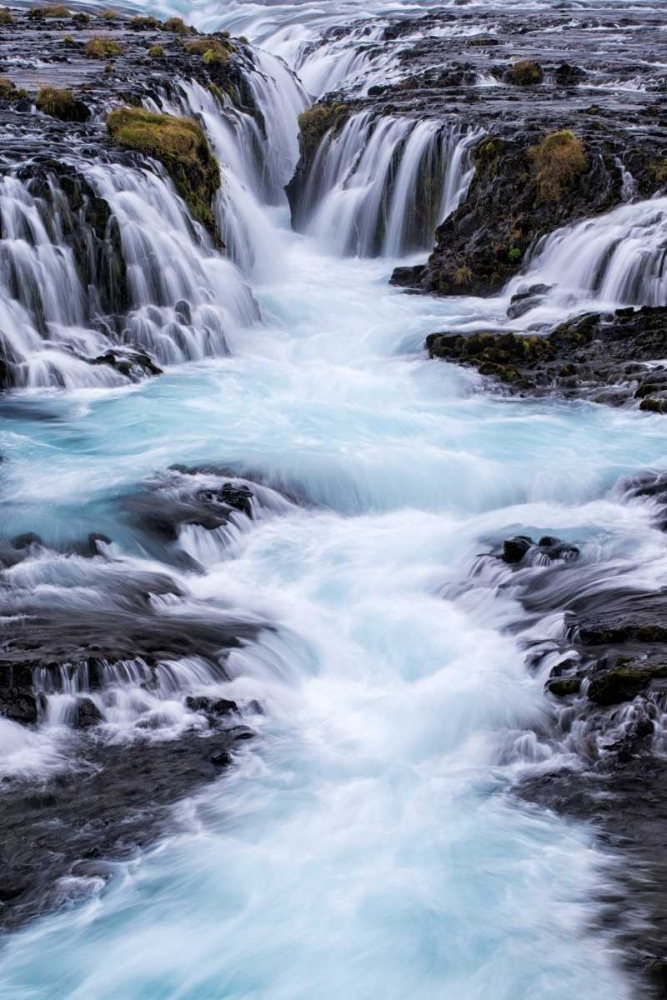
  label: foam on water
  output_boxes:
[0,1,665,995]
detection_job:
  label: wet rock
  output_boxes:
[71,697,103,729]
[427,307,667,411]
[502,535,533,564]
[185,695,238,716]
[90,348,163,380]
[587,660,667,706]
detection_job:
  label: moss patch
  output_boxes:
[164,16,191,34]
[148,44,165,59]
[530,130,588,201]
[28,4,70,17]
[0,7,14,24]
[36,86,88,121]
[507,60,543,85]
[588,661,667,706]
[106,107,220,238]
[85,37,124,58]
[0,77,28,101]
[298,103,350,157]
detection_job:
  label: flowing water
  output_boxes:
[1,1,667,997]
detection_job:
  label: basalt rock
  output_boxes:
[426,307,667,410]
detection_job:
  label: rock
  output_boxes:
[427,307,667,411]
[90,348,163,380]
[587,660,667,706]
[554,63,587,87]
[71,697,103,729]
[390,264,426,287]
[185,695,238,716]
[546,677,582,697]
[506,284,552,319]
[502,536,533,564]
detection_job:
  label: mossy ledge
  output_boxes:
[106,107,221,241]
[297,103,350,158]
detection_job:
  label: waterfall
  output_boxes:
[291,112,481,257]
[517,196,667,308]
[159,51,308,276]
[0,157,259,388]
[82,162,259,361]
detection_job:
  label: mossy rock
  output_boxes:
[163,16,191,35]
[28,4,70,17]
[185,37,234,65]
[507,60,544,86]
[0,7,14,24]
[0,77,28,101]
[298,103,350,157]
[547,677,582,698]
[529,130,588,202]
[148,45,165,59]
[588,661,667,706]
[36,86,89,122]
[640,398,667,414]
[85,37,124,59]
[106,107,220,239]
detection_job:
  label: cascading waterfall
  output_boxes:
[160,48,308,276]
[0,161,258,386]
[509,196,667,311]
[291,112,481,257]
[2,2,667,997]
[82,162,259,361]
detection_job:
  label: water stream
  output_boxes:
[0,1,666,997]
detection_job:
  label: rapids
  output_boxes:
[0,1,666,998]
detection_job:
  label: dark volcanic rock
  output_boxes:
[426,307,667,410]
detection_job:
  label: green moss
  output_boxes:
[297,103,350,157]
[207,82,226,106]
[164,16,191,34]
[529,130,588,201]
[131,14,160,29]
[36,85,83,120]
[28,3,70,17]
[507,60,544,86]
[85,36,124,58]
[507,246,522,263]
[0,76,28,100]
[148,44,165,58]
[101,8,118,18]
[588,661,667,706]
[650,160,667,185]
[185,37,233,62]
[238,35,248,44]
[203,46,228,66]
[106,107,220,238]
[0,7,14,24]
[640,398,667,414]
[547,677,581,697]
[473,136,507,177]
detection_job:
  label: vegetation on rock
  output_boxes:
[28,4,70,17]
[507,60,543,85]
[297,103,350,157]
[85,37,124,58]
[0,77,28,100]
[164,16,191,34]
[148,44,165,58]
[530,130,588,201]
[0,7,13,24]
[36,85,88,121]
[106,107,221,237]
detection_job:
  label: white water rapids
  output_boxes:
[0,1,667,997]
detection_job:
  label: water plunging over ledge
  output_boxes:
[0,2,666,998]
